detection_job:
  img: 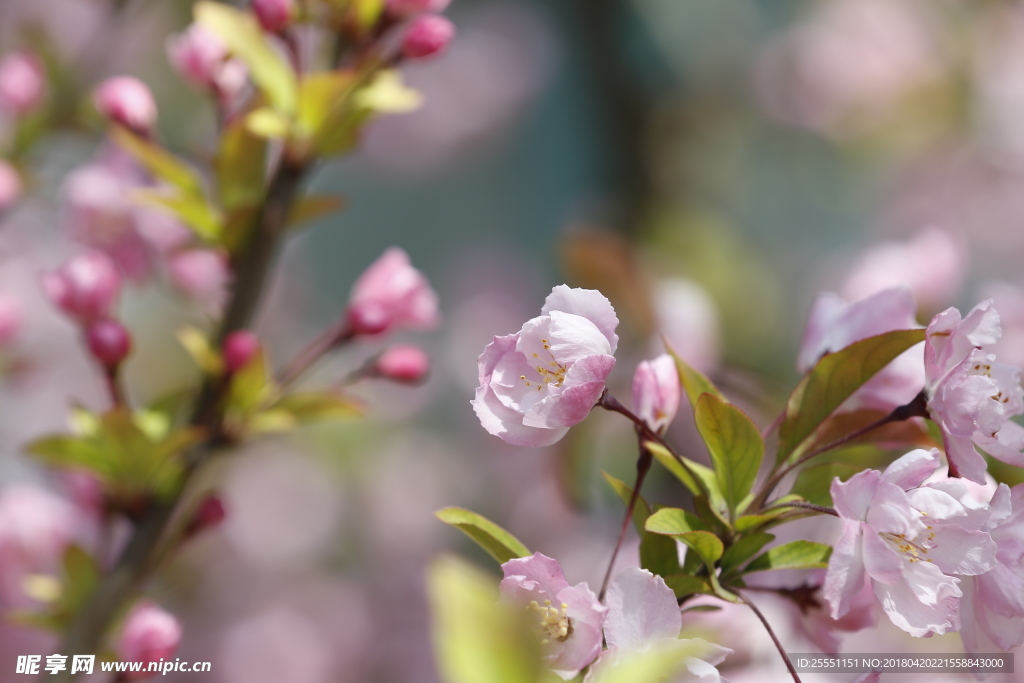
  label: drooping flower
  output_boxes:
[797,286,924,411]
[499,553,606,680]
[585,567,731,683]
[957,483,1024,654]
[346,248,439,336]
[473,285,618,447]
[923,300,1024,483]
[632,354,681,434]
[824,449,997,637]
[116,601,182,678]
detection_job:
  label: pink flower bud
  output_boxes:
[401,15,455,60]
[0,159,23,210]
[116,601,182,676]
[252,0,294,33]
[347,248,439,336]
[223,330,260,374]
[0,293,23,345]
[85,319,132,368]
[187,495,226,536]
[0,51,45,115]
[386,0,451,18]
[166,24,228,90]
[631,354,681,434]
[375,344,430,383]
[93,77,157,134]
[42,251,122,323]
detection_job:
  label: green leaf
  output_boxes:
[645,441,700,495]
[355,69,422,113]
[216,119,268,210]
[245,107,293,139]
[427,556,548,683]
[296,71,356,138]
[435,507,530,565]
[665,337,725,406]
[110,127,204,195]
[227,348,272,415]
[645,509,723,568]
[133,189,222,241]
[640,532,683,578]
[601,471,651,532]
[26,436,107,474]
[60,546,100,615]
[663,574,714,599]
[176,326,224,376]
[778,329,925,462]
[288,194,345,229]
[196,2,297,114]
[720,532,775,573]
[745,540,833,573]
[694,393,763,520]
[252,391,364,433]
[791,461,864,507]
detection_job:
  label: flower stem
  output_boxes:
[739,592,803,683]
[759,500,838,517]
[599,439,652,602]
[276,320,354,388]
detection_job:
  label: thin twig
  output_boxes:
[276,321,353,387]
[738,592,802,683]
[599,439,652,601]
[760,500,838,517]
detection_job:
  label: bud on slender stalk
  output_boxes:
[346,248,439,337]
[631,354,680,434]
[401,15,455,60]
[252,0,294,33]
[223,330,260,374]
[42,251,122,324]
[0,51,45,115]
[93,76,157,134]
[373,344,430,384]
[85,319,132,369]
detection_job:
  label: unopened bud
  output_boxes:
[632,354,681,434]
[93,76,157,134]
[401,15,454,60]
[42,251,122,323]
[346,248,439,337]
[187,495,226,536]
[116,601,182,678]
[223,330,260,374]
[85,319,132,368]
[0,51,45,115]
[386,0,451,19]
[252,0,294,33]
[374,344,430,383]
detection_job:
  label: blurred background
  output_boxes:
[2,0,1024,680]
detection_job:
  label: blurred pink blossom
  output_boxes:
[346,247,439,336]
[0,485,77,608]
[41,251,122,324]
[252,0,294,34]
[223,330,261,375]
[93,76,157,134]
[374,344,430,384]
[167,24,248,104]
[0,160,22,210]
[0,51,44,115]
[167,248,231,312]
[85,318,132,368]
[841,227,965,314]
[631,354,680,434]
[980,281,1024,370]
[652,278,720,374]
[116,601,182,677]
[387,0,451,19]
[473,285,618,447]
[755,0,939,136]
[0,292,23,345]
[500,552,606,679]
[401,15,455,60]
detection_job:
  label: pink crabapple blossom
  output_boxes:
[0,51,45,115]
[374,344,430,384]
[223,330,261,375]
[798,286,924,411]
[0,159,22,210]
[93,77,157,134]
[251,0,294,34]
[167,248,231,311]
[584,567,731,683]
[632,354,681,434]
[116,601,182,677]
[401,15,455,60]
[824,448,997,637]
[346,247,439,336]
[166,24,248,103]
[386,0,452,19]
[923,299,1024,483]
[41,251,122,324]
[473,285,618,447]
[85,319,132,368]
[0,485,78,608]
[499,553,606,680]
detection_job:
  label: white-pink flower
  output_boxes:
[958,483,1024,654]
[117,601,182,678]
[824,449,997,637]
[499,553,606,680]
[41,251,122,324]
[346,247,439,336]
[585,568,730,683]
[632,354,681,434]
[0,485,77,608]
[93,77,157,134]
[797,286,924,411]
[473,285,618,447]
[924,300,1024,483]
[166,24,248,104]
[0,51,45,115]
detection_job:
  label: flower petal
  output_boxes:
[500,553,572,600]
[832,470,881,522]
[824,520,867,619]
[923,525,996,576]
[522,355,615,429]
[472,381,568,447]
[880,448,940,491]
[549,582,606,679]
[603,568,681,651]
[542,285,619,354]
[873,577,959,637]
